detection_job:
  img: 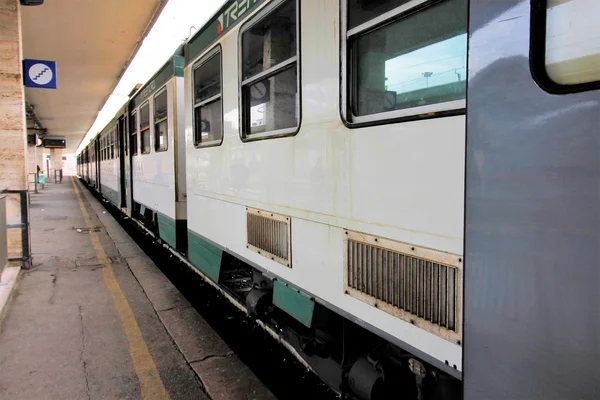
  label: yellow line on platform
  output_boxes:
[72,178,170,400]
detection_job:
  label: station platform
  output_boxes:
[0,177,276,400]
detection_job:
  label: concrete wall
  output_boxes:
[0,0,28,261]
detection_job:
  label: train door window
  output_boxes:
[110,128,115,159]
[343,0,467,125]
[154,88,168,152]
[532,0,600,93]
[239,0,299,140]
[115,127,120,159]
[140,102,151,154]
[193,46,223,148]
[130,111,138,156]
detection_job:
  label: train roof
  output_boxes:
[129,46,184,108]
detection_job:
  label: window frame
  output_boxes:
[238,0,302,142]
[192,45,224,149]
[530,0,600,94]
[130,110,138,156]
[153,86,169,153]
[139,101,152,155]
[340,0,467,128]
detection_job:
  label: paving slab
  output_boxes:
[191,355,278,400]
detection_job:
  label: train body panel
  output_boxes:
[464,0,600,399]
[131,72,186,251]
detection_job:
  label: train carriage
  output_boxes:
[76,0,600,398]
[183,0,465,387]
[129,53,188,253]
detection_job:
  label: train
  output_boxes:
[77,0,600,399]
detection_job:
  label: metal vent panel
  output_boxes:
[344,231,462,343]
[246,208,291,268]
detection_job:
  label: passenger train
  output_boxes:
[78,0,600,399]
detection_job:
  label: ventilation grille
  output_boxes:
[247,208,291,267]
[344,231,462,343]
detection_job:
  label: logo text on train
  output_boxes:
[217,0,260,34]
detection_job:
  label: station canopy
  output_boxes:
[21,0,165,153]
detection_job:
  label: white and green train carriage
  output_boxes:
[78,0,600,399]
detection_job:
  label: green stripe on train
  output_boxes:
[101,184,119,205]
[273,280,316,328]
[157,213,177,249]
[187,230,223,282]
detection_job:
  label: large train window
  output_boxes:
[531,0,600,93]
[154,88,168,152]
[239,0,300,141]
[140,102,151,155]
[193,46,223,148]
[130,111,138,156]
[343,0,467,125]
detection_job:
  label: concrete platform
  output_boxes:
[0,178,276,400]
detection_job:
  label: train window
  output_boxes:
[240,0,299,140]
[110,129,115,159]
[193,47,223,148]
[130,111,138,156]
[115,127,119,159]
[140,102,151,154]
[154,88,168,152]
[343,0,467,124]
[533,0,600,92]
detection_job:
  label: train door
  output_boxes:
[464,1,600,399]
[118,115,128,208]
[173,77,187,254]
[126,109,135,216]
[94,137,101,190]
[84,149,88,181]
